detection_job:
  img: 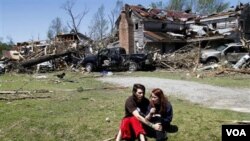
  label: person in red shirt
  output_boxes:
[115,84,162,141]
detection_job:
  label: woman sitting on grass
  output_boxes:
[144,88,173,141]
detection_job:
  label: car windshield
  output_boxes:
[216,45,227,51]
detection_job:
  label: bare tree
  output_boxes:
[89,4,109,47]
[195,0,229,15]
[108,0,123,35]
[150,0,185,10]
[150,1,167,9]
[61,0,88,33]
[0,36,13,54]
[6,36,14,46]
[167,0,186,11]
[47,17,68,40]
[149,0,229,15]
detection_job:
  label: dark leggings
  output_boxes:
[144,117,169,141]
[155,130,166,141]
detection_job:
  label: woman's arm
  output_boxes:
[163,102,173,123]
[145,107,156,120]
[115,129,122,141]
[132,110,162,131]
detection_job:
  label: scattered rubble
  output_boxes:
[0,32,93,73]
[153,43,199,70]
[0,3,250,76]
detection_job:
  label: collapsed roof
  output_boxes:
[118,3,250,43]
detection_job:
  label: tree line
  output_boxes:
[150,0,230,15]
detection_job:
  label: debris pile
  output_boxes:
[0,32,94,73]
[1,3,250,76]
[154,44,200,70]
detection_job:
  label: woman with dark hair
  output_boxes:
[145,88,173,141]
[115,84,162,141]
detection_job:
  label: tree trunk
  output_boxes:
[20,51,71,67]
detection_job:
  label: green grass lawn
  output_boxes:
[0,71,249,141]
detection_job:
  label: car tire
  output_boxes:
[85,63,93,72]
[206,58,218,65]
[128,62,138,71]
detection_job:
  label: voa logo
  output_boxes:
[226,129,246,136]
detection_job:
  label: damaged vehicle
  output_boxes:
[81,47,154,72]
[200,43,249,64]
[233,53,250,69]
[0,59,10,74]
[0,61,6,74]
[36,61,54,73]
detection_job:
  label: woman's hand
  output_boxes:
[149,107,156,115]
[145,107,156,120]
[152,123,162,131]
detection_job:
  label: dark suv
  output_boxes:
[200,43,249,64]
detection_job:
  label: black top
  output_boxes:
[147,102,173,124]
[125,95,150,117]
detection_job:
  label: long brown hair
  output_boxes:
[150,88,168,116]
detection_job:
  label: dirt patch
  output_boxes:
[98,77,250,113]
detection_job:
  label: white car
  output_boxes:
[200,43,249,64]
[36,61,53,72]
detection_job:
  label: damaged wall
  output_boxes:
[240,3,250,40]
[119,6,134,54]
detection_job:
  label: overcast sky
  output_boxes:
[0,0,249,43]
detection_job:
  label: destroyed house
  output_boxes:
[55,32,92,44]
[186,3,250,43]
[116,4,196,54]
[115,3,250,54]
[15,40,49,56]
[55,32,93,55]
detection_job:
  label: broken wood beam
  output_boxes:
[225,68,250,74]
[215,68,250,75]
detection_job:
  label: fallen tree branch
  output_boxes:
[79,75,103,78]
[0,89,53,95]
[0,91,31,94]
[77,86,128,92]
[0,96,51,101]
[20,51,71,67]
[225,68,250,74]
[103,137,115,141]
[214,68,250,76]
[216,120,250,125]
